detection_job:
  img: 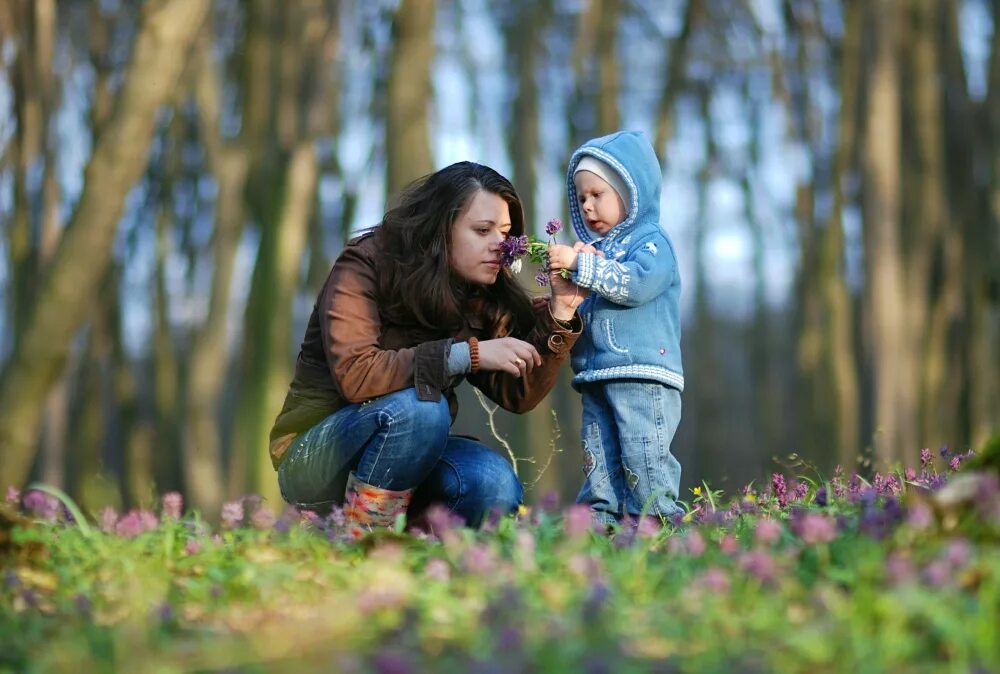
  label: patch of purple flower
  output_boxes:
[220,500,245,528]
[545,218,563,236]
[22,490,60,521]
[161,491,183,519]
[115,509,158,537]
[499,234,528,268]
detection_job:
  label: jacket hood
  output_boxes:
[566,130,662,244]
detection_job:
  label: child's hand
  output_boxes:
[573,241,604,258]
[547,243,579,271]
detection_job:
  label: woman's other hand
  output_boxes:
[478,337,543,377]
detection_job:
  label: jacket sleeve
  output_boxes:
[467,298,582,413]
[322,245,451,403]
[573,234,676,307]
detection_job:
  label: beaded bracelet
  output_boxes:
[468,336,480,374]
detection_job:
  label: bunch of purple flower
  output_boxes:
[499,218,565,286]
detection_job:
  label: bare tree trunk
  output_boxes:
[822,0,861,468]
[0,0,211,489]
[595,0,620,135]
[972,0,1000,449]
[862,0,914,466]
[180,35,250,515]
[385,0,434,199]
[908,0,960,451]
[654,0,699,156]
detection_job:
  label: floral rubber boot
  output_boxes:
[343,472,414,539]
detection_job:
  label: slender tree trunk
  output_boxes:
[0,0,211,489]
[385,0,434,199]
[822,0,861,468]
[180,36,250,514]
[595,0,620,135]
[909,0,959,451]
[654,0,699,158]
[972,0,1000,449]
[862,0,914,466]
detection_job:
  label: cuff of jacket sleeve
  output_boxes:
[447,340,472,375]
[574,252,597,288]
[539,302,582,355]
[413,338,453,401]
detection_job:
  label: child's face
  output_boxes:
[574,171,626,236]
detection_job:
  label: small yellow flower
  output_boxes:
[692,486,702,497]
[517,504,529,517]
[682,512,694,524]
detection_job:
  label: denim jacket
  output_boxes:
[567,130,684,391]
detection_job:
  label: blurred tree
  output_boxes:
[385,0,434,198]
[0,0,211,490]
[862,0,914,465]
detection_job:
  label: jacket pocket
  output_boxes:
[601,319,630,355]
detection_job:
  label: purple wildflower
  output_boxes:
[948,456,961,472]
[185,539,202,555]
[814,486,828,507]
[792,482,809,501]
[885,552,917,586]
[920,448,933,467]
[754,518,783,546]
[904,467,917,481]
[99,506,118,533]
[739,550,778,584]
[251,505,276,530]
[771,473,788,508]
[923,559,951,588]
[545,218,563,236]
[906,501,934,531]
[939,445,950,459]
[115,509,158,537]
[22,490,59,521]
[499,234,528,268]
[161,492,183,519]
[791,512,837,545]
[221,500,245,528]
[534,272,550,287]
[944,538,972,568]
[636,515,663,538]
[424,557,451,582]
[696,567,730,594]
[719,534,740,556]
[461,542,498,576]
[564,504,596,539]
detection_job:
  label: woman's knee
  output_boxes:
[378,388,451,442]
[462,453,523,524]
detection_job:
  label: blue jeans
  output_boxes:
[276,388,523,527]
[575,380,683,524]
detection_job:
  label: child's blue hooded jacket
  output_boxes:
[566,130,684,391]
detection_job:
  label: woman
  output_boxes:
[269,161,585,531]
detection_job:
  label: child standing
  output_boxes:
[547,130,684,526]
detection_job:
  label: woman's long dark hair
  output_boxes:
[372,162,535,339]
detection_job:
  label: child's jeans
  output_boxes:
[277,388,523,527]
[575,380,683,525]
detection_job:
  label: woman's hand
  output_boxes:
[478,337,543,377]
[549,242,602,321]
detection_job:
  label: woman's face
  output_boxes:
[449,189,512,285]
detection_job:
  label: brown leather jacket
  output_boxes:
[268,233,582,468]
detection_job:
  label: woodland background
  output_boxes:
[0,0,997,516]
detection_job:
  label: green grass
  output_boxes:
[2,458,1000,673]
